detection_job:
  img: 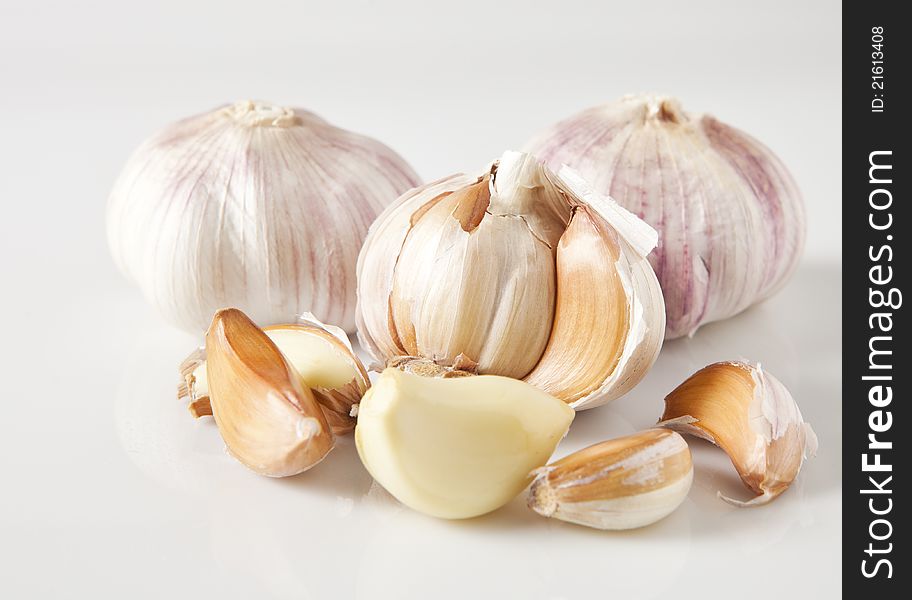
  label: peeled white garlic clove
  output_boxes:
[526,94,806,339]
[108,100,420,334]
[204,308,335,477]
[356,151,665,409]
[179,312,369,434]
[528,429,693,530]
[354,368,575,519]
[658,361,818,506]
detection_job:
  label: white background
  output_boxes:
[0,1,841,598]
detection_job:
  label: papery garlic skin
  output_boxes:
[526,95,806,339]
[108,100,420,334]
[356,151,665,409]
[658,361,817,506]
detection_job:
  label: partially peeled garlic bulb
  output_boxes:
[355,368,575,519]
[529,429,692,530]
[180,312,369,434]
[357,151,665,409]
[108,100,420,334]
[201,308,336,477]
[658,361,817,506]
[526,95,806,338]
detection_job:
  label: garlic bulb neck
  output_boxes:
[222,100,303,128]
[637,94,685,124]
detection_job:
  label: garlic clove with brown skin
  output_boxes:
[203,308,334,477]
[356,151,665,409]
[528,429,693,530]
[658,361,817,506]
[523,172,665,406]
[180,312,369,435]
[525,94,806,339]
[107,100,420,335]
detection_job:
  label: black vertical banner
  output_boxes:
[843,1,906,594]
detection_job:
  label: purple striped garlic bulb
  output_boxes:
[526,94,806,339]
[107,100,420,334]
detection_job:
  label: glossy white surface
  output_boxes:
[1,1,840,597]
[0,266,841,598]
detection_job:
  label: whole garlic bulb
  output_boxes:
[107,100,420,333]
[526,94,806,339]
[356,151,665,409]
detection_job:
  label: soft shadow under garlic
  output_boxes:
[275,437,374,500]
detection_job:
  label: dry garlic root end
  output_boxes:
[178,348,209,417]
[528,429,693,530]
[187,397,212,418]
[354,368,575,519]
[387,354,478,378]
[659,361,817,506]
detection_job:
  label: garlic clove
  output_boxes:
[108,100,420,335]
[528,429,693,530]
[658,361,817,506]
[388,171,556,379]
[522,205,634,406]
[356,174,479,363]
[525,94,806,339]
[354,368,575,519]
[263,314,369,434]
[356,151,665,409]
[204,308,334,477]
[180,313,368,434]
[523,168,665,408]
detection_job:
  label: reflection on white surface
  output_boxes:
[103,265,840,599]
